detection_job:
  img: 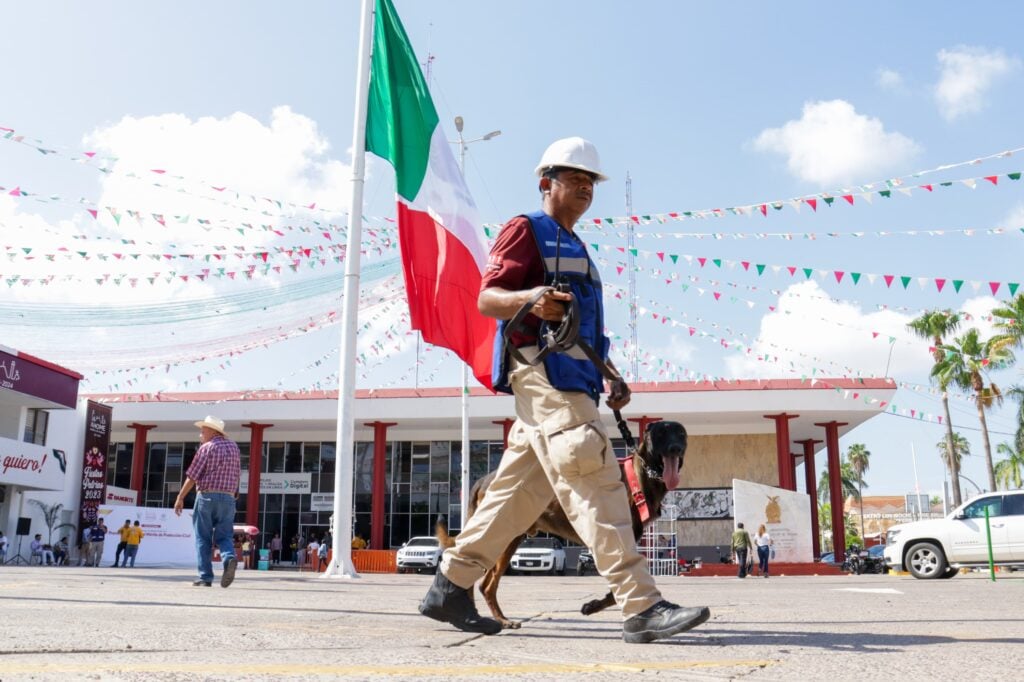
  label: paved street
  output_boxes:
[0,565,1021,680]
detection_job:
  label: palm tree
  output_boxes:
[1007,384,1024,454]
[936,432,970,503]
[907,309,964,506]
[27,500,77,545]
[994,442,1024,490]
[846,443,871,539]
[934,328,1015,492]
[990,292,1024,352]
[817,460,858,505]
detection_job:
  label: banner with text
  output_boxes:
[105,485,138,506]
[97,505,194,567]
[732,479,813,563]
[79,400,112,537]
[0,436,67,491]
[239,472,311,495]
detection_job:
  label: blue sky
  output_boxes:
[1,1,1022,499]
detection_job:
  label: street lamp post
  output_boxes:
[451,116,500,532]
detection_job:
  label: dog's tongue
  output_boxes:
[662,456,681,491]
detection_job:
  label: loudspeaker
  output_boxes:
[15,517,30,536]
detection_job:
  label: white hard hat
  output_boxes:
[534,137,608,182]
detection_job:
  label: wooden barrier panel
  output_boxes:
[352,550,398,573]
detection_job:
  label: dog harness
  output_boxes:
[619,456,651,523]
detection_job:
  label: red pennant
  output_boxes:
[834,271,844,283]
[984,175,998,185]
[741,261,750,270]
[883,275,895,288]
[990,282,1001,295]
[872,332,879,338]
[713,292,721,300]
[689,327,696,336]
[842,195,854,205]
[806,198,817,211]
[787,266,796,276]
[920,184,933,192]
[87,209,98,219]
[656,252,665,262]
[759,204,767,216]
[698,257,707,267]
[935,278,946,292]
[616,266,624,275]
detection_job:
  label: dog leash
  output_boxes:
[504,286,639,454]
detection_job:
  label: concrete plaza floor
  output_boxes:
[0,564,1021,680]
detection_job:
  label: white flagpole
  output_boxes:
[324,0,374,579]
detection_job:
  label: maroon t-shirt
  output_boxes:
[481,216,545,346]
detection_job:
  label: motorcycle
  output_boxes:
[843,546,887,574]
[576,548,596,576]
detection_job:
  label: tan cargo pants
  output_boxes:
[442,351,662,618]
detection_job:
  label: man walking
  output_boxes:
[732,522,754,579]
[122,520,145,567]
[113,519,131,567]
[419,137,710,643]
[173,415,240,588]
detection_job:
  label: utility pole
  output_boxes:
[625,172,639,381]
[452,116,501,530]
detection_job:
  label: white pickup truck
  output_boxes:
[883,491,1024,578]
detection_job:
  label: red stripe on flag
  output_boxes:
[396,202,494,389]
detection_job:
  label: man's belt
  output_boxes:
[198,489,236,495]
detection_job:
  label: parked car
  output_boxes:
[884,490,1024,579]
[510,537,566,575]
[395,536,443,574]
[577,548,596,576]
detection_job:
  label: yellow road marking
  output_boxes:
[2,659,776,677]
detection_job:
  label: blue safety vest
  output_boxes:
[491,211,608,400]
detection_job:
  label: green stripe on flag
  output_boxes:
[365,0,438,201]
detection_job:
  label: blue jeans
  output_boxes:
[757,545,770,576]
[123,545,139,567]
[193,492,237,583]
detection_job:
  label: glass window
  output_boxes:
[469,441,489,488]
[962,496,1003,519]
[354,442,374,494]
[449,442,462,497]
[1003,493,1024,516]
[285,442,303,473]
[320,442,336,474]
[267,443,285,473]
[303,443,321,473]
[23,408,49,445]
[430,441,449,483]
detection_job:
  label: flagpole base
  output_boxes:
[321,558,361,579]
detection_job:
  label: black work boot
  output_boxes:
[622,600,710,643]
[418,571,502,635]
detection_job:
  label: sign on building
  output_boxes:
[0,436,67,491]
[105,485,139,506]
[78,401,112,534]
[239,472,312,495]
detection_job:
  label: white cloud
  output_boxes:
[998,202,1024,229]
[722,282,1007,382]
[753,100,920,186]
[876,68,904,90]
[935,46,1020,121]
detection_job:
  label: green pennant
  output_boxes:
[756,264,766,275]
[669,254,678,264]
[591,243,599,251]
[483,227,491,237]
[940,181,952,187]
[21,248,31,254]
[823,196,835,205]
[1009,172,1021,181]
[850,272,861,285]
[879,190,891,198]
[803,268,813,279]
[629,248,638,257]
[642,215,651,222]
[900,276,911,289]
[952,279,964,293]
[605,217,614,224]
[1009,282,1019,296]
[712,258,722,268]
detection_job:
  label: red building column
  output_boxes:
[815,421,848,563]
[763,414,798,490]
[365,421,397,550]
[127,423,156,496]
[242,422,273,528]
[795,438,823,558]
[627,415,662,440]
[492,419,515,450]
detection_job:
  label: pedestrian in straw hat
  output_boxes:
[174,416,241,588]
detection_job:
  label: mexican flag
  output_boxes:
[365,0,494,389]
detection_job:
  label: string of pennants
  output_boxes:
[590,246,1021,298]
[5,122,1023,235]
[601,280,981,407]
[577,225,1021,242]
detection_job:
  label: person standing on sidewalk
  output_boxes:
[89,519,107,567]
[122,520,145,567]
[732,522,754,579]
[753,524,773,578]
[112,519,131,567]
[173,416,240,588]
[419,137,710,643]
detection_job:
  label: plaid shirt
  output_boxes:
[186,435,241,494]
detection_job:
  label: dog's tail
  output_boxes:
[434,515,455,549]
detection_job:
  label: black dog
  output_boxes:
[439,420,687,629]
